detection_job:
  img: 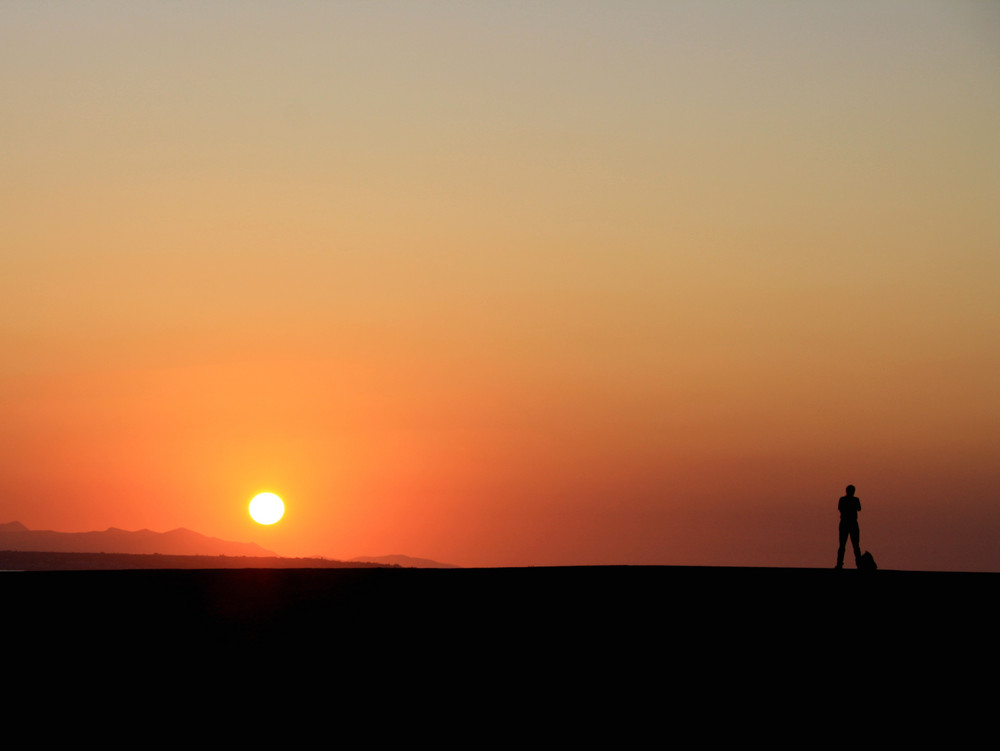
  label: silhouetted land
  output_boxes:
[0,549,392,571]
[5,564,993,656]
[4,565,992,737]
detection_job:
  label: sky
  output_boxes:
[1,1,998,570]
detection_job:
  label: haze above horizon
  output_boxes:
[1,2,997,571]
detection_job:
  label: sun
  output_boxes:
[249,492,285,525]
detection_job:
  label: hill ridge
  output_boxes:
[0,521,275,557]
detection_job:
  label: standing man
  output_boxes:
[836,484,862,569]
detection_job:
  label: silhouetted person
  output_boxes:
[836,484,862,569]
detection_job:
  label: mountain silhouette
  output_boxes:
[350,554,457,568]
[0,521,275,557]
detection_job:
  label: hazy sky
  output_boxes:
[2,2,998,570]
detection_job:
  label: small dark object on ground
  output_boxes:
[859,551,877,571]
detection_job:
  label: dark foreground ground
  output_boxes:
[3,565,994,739]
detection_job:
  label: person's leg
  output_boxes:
[837,522,848,568]
[850,524,861,566]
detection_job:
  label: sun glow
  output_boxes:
[249,493,285,525]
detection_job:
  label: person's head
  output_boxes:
[846,484,855,497]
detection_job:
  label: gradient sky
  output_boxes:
[2,2,998,570]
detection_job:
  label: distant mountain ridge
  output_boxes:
[350,554,457,569]
[0,521,276,557]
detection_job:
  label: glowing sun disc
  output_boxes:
[249,493,285,525]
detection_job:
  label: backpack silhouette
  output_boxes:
[859,551,877,571]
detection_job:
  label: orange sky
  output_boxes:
[2,2,998,570]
